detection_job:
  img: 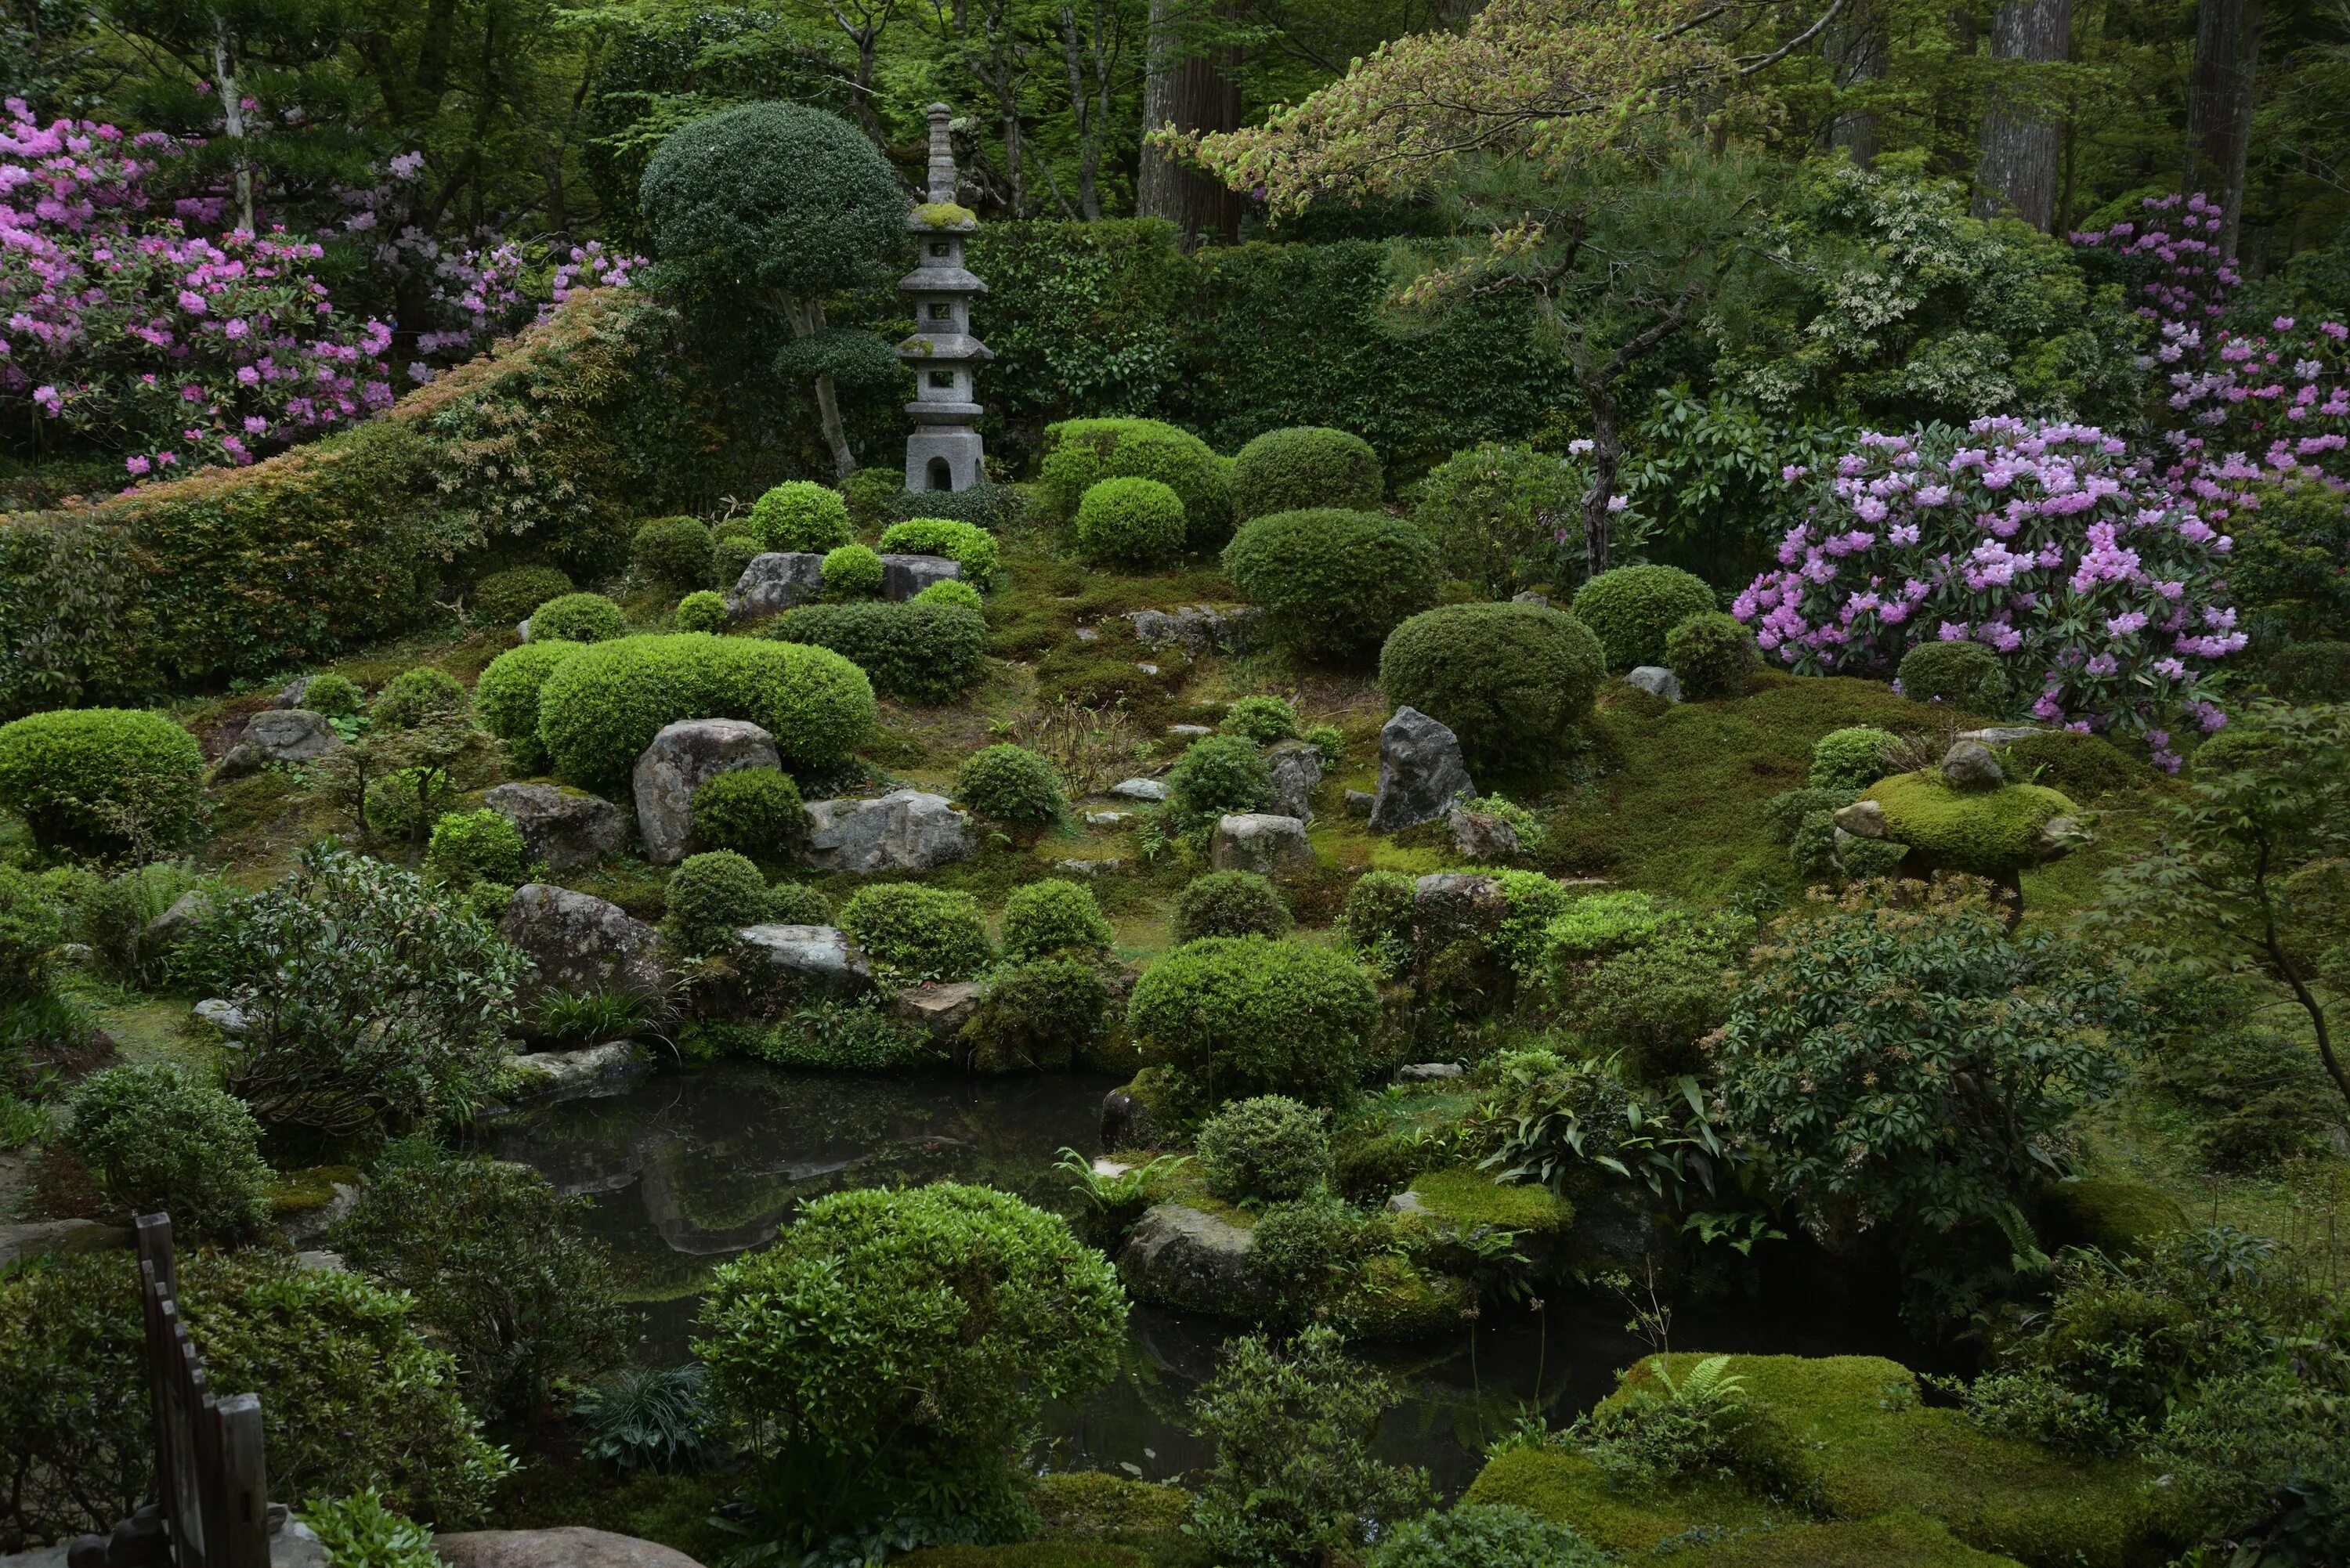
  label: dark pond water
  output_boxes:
[473,1062,1915,1497]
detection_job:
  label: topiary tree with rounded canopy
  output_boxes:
[640,103,906,479]
[1378,602,1605,769]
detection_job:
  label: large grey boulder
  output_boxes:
[1941,739,2005,793]
[1624,666,1683,703]
[1126,603,1264,657]
[502,883,666,998]
[728,551,825,617]
[485,782,629,870]
[0,1219,132,1267]
[632,719,782,865]
[1110,778,1168,802]
[880,553,963,600]
[1101,1087,1159,1151]
[736,923,874,1001]
[505,1041,650,1103]
[1448,804,1520,860]
[1210,812,1313,876]
[1118,1204,1267,1318]
[1264,739,1323,825]
[800,789,973,873]
[891,980,985,1042]
[272,675,316,709]
[432,1528,707,1568]
[215,708,340,778]
[1368,706,1474,832]
[143,887,216,954]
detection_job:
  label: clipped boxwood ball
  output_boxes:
[66,1063,270,1241]
[747,481,855,553]
[1376,602,1604,769]
[1897,639,2008,711]
[765,600,987,705]
[1075,476,1187,567]
[691,766,804,858]
[371,665,469,732]
[425,809,533,887]
[713,537,761,591]
[474,565,573,628]
[837,882,992,981]
[878,518,1000,587]
[1223,508,1441,664]
[1039,417,1231,548]
[1231,426,1382,523]
[1196,1094,1329,1205]
[300,673,364,719]
[1000,878,1113,960]
[632,516,714,587]
[821,544,884,599]
[674,590,729,634]
[0,710,205,854]
[531,593,627,644]
[1171,869,1292,945]
[1570,565,1717,671]
[534,633,875,788]
[663,849,773,956]
[914,578,982,611]
[1166,733,1274,824]
[956,743,1065,828]
[475,640,584,775]
[1220,695,1300,746]
[1810,726,1898,790]
[1126,935,1379,1110]
[1665,609,1759,699]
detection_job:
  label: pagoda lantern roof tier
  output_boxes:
[906,399,985,421]
[908,204,979,235]
[896,331,994,364]
[898,263,988,295]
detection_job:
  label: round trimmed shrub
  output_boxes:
[1231,427,1382,522]
[1570,565,1717,671]
[674,590,728,634]
[713,536,760,591]
[1220,695,1300,746]
[1223,508,1441,664]
[425,810,533,887]
[1172,870,1292,944]
[1665,610,1759,699]
[1000,878,1113,960]
[662,850,772,956]
[632,516,714,587]
[475,565,574,627]
[957,743,1065,828]
[300,673,364,719]
[837,883,992,980]
[879,518,1001,587]
[747,481,855,553]
[65,1064,270,1241]
[768,880,830,924]
[690,767,804,858]
[766,600,986,705]
[530,593,627,644]
[821,544,884,598]
[1075,476,1187,566]
[533,634,875,788]
[1372,1504,1611,1568]
[885,479,1026,533]
[914,578,982,612]
[1039,417,1231,548]
[475,640,585,775]
[1376,602,1604,768]
[371,667,469,731]
[1810,726,1899,789]
[964,958,1110,1074]
[1196,1094,1330,1205]
[0,708,204,854]
[1897,639,2009,711]
[1126,935,1380,1109]
[1166,733,1274,825]
[842,468,901,529]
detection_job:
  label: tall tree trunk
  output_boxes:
[1137,0,1239,247]
[1972,0,2072,230]
[212,20,255,233]
[785,295,857,479]
[1823,0,1887,166]
[2183,0,2265,256]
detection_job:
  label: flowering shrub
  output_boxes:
[1735,420,2240,765]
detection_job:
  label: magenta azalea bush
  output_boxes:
[1734,419,2241,768]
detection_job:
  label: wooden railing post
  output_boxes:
[133,1212,271,1568]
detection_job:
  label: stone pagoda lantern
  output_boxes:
[898,103,991,493]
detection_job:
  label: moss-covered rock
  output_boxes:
[1466,1448,1775,1555]
[1331,1253,1471,1341]
[1397,1168,1577,1236]
[1032,1472,1190,1539]
[1861,771,2081,878]
[1671,1512,2028,1566]
[2041,1177,2189,1259]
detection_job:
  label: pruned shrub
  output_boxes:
[690,768,804,859]
[674,590,728,634]
[0,708,204,855]
[1665,610,1759,699]
[1196,1094,1329,1205]
[763,601,985,706]
[713,537,759,592]
[1566,935,1734,1078]
[474,565,574,628]
[425,810,533,887]
[529,593,627,644]
[1376,602,1604,768]
[300,673,363,719]
[957,743,1065,828]
[474,640,584,776]
[1231,427,1382,522]
[1224,509,1441,664]
[915,578,982,610]
[1126,936,1379,1111]
[842,468,901,529]
[767,880,831,925]
[1810,726,1899,789]
[837,883,992,981]
[1039,416,1231,548]
[879,518,1000,587]
[1220,695,1300,746]
[1171,870,1292,944]
[884,478,1026,533]
[1000,879,1113,960]
[1571,565,1716,671]
[1075,476,1187,566]
[371,667,469,732]
[963,958,1110,1073]
[1166,733,1274,827]
[65,1064,270,1241]
[821,543,884,599]
[633,516,714,587]
[1897,639,2008,711]
[662,850,773,956]
[1337,871,1415,970]
[748,480,855,553]
[1410,442,1584,598]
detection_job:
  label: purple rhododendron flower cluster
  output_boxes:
[1734,419,2240,769]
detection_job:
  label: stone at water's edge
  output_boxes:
[502,883,667,999]
[879,552,962,600]
[486,782,629,869]
[1101,1086,1159,1151]
[1210,812,1312,875]
[1264,739,1323,824]
[1624,665,1683,702]
[800,789,973,873]
[1369,706,1474,833]
[735,923,874,1000]
[727,551,825,617]
[632,718,782,865]
[505,1041,649,1103]
[215,708,340,778]
[1117,1203,1268,1319]
[891,980,984,1042]
[432,1528,707,1568]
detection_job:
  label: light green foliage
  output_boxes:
[1570,565,1717,671]
[65,859,210,988]
[879,518,1002,587]
[837,882,993,981]
[1863,772,2076,877]
[1231,427,1383,522]
[1224,508,1442,664]
[821,544,884,599]
[915,577,983,610]
[1665,610,1759,698]
[301,1490,439,1568]
[690,767,804,859]
[473,639,584,775]
[1474,1048,1719,1207]
[533,633,874,787]
[1166,732,1274,829]
[1126,936,1380,1111]
[662,850,772,956]
[765,600,987,705]
[1377,602,1605,768]
[0,707,204,855]
[301,673,365,720]
[1409,443,1584,597]
[1075,475,1188,566]
[1541,890,1679,966]
[673,590,728,634]
[747,481,855,553]
[841,469,902,530]
[1185,1324,1431,1566]
[1567,934,1733,1077]
[1000,879,1112,960]
[371,667,470,732]
[1171,869,1293,944]
[1220,695,1300,745]
[768,880,831,925]
[633,515,714,587]
[65,1064,270,1241]
[1039,417,1231,548]
[1197,1095,1331,1206]
[1810,727,1899,789]
[963,958,1110,1074]
[956,743,1065,828]
[1399,1169,1574,1237]
[425,809,533,887]
[332,1154,631,1423]
[204,845,527,1135]
[1338,870,1416,973]
[1896,641,2007,711]
[1371,1502,1609,1568]
[473,565,574,628]
[527,593,627,644]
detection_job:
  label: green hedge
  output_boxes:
[764,600,987,704]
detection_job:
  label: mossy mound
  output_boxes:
[2041,1177,2189,1259]
[1333,1252,1471,1341]
[1466,1448,1775,1554]
[1864,772,2077,878]
[1672,1512,2028,1566]
[1400,1168,1574,1237]
[1032,1472,1189,1537]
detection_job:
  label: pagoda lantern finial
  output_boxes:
[898,104,989,493]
